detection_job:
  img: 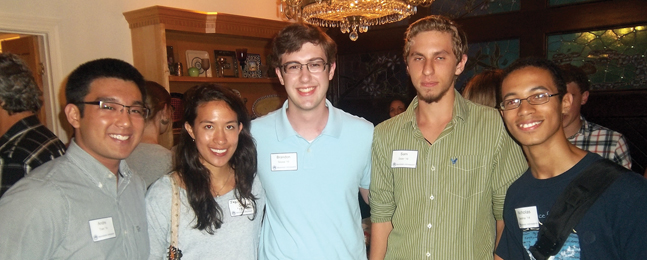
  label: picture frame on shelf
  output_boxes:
[214,50,239,78]
[185,50,212,77]
[243,53,263,78]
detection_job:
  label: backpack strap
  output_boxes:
[529,159,626,260]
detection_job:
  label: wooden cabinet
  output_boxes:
[123,6,290,147]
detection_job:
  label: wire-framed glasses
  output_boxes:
[499,93,559,111]
[80,101,150,119]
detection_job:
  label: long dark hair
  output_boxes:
[174,84,257,234]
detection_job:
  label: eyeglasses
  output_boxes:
[81,101,150,119]
[499,93,559,111]
[280,60,329,74]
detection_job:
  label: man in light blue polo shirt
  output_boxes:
[251,23,373,260]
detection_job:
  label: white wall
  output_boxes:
[0,0,282,142]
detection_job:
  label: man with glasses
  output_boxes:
[369,16,527,260]
[496,57,647,259]
[0,58,150,259]
[251,23,373,259]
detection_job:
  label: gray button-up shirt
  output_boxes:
[0,139,149,259]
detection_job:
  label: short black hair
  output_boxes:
[0,53,42,114]
[502,57,567,100]
[65,58,145,116]
[559,64,590,93]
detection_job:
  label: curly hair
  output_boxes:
[0,53,42,114]
[174,84,258,234]
[403,15,468,64]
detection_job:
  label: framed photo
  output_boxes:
[214,50,239,77]
[243,53,262,78]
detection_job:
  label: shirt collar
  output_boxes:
[275,99,341,141]
[66,139,133,194]
[401,89,470,130]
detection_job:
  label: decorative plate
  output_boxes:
[242,53,262,78]
[252,94,283,117]
[185,50,212,77]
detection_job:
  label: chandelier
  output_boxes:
[280,0,435,41]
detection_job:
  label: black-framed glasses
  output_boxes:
[499,93,559,111]
[280,60,329,74]
[80,101,150,119]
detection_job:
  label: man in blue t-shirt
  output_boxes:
[495,57,647,260]
[251,23,373,260]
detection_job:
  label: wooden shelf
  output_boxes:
[169,76,280,84]
[124,6,290,148]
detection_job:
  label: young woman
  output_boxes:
[146,84,263,260]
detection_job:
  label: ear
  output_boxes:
[64,103,81,129]
[455,54,468,76]
[276,67,285,85]
[561,93,574,115]
[238,122,243,135]
[580,90,589,105]
[327,62,336,80]
[184,121,195,140]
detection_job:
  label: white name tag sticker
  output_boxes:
[89,217,116,242]
[391,150,418,168]
[270,153,297,171]
[229,199,255,216]
[515,206,540,229]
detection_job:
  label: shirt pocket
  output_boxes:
[444,155,486,199]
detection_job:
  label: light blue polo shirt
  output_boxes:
[251,99,373,260]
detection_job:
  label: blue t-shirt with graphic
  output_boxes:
[496,153,647,260]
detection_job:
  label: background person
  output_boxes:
[559,64,631,169]
[388,97,407,118]
[462,68,504,108]
[0,53,66,197]
[126,80,173,187]
[146,84,264,260]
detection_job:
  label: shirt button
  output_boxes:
[429,195,434,200]
[431,165,436,171]
[307,149,311,153]
[426,252,431,257]
[427,223,432,228]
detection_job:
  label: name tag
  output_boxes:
[391,150,418,168]
[89,217,116,242]
[515,206,540,229]
[271,153,297,171]
[229,199,255,216]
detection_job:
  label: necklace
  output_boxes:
[214,169,234,197]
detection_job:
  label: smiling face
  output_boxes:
[185,100,242,172]
[276,42,336,113]
[500,66,572,148]
[406,31,467,104]
[65,77,145,170]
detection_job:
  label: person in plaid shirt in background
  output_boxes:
[0,53,66,197]
[560,64,632,169]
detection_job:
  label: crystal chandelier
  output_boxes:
[281,0,435,41]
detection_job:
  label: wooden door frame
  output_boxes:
[0,13,68,143]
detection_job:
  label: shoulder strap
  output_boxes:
[529,159,626,260]
[168,175,182,259]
